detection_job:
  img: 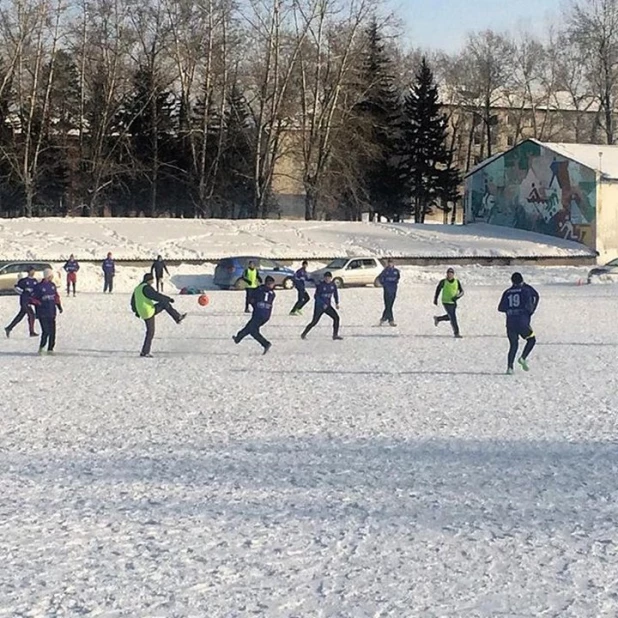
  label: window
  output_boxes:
[507,135,515,147]
[361,259,377,268]
[1,263,26,274]
[346,260,363,270]
[327,258,348,269]
[473,133,482,146]
[259,259,277,269]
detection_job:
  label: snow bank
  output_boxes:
[0,217,594,261]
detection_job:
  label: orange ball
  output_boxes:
[198,294,209,307]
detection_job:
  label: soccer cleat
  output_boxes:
[289,310,301,316]
[263,343,272,355]
[506,367,514,375]
[454,333,462,339]
[518,357,530,372]
[244,309,251,314]
[4,327,10,338]
[47,350,55,356]
[379,319,387,326]
[177,313,187,324]
[296,309,303,316]
[232,335,239,344]
[30,332,39,337]
[140,353,153,358]
[389,321,397,327]
[301,332,308,340]
[433,316,439,327]
[333,335,343,341]
[37,348,45,356]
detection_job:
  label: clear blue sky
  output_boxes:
[388,0,562,52]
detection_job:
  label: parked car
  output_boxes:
[587,258,618,283]
[0,261,60,294]
[214,256,296,290]
[310,257,384,288]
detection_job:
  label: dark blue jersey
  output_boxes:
[315,281,339,307]
[378,266,400,292]
[15,276,38,306]
[31,280,62,318]
[294,267,313,291]
[252,285,276,320]
[498,283,539,327]
[102,258,115,274]
[63,259,80,273]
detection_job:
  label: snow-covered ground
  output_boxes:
[0,217,594,260]
[1,270,617,617]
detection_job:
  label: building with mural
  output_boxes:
[464,139,618,260]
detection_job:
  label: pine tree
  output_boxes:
[399,57,461,223]
[355,19,406,221]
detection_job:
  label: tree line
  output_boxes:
[0,0,611,221]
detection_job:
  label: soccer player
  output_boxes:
[242,260,262,313]
[289,260,313,316]
[63,254,80,296]
[498,272,540,375]
[102,252,115,293]
[378,258,400,326]
[233,275,276,354]
[150,255,170,292]
[301,271,342,341]
[5,266,38,338]
[31,268,63,355]
[433,267,464,338]
[131,273,186,358]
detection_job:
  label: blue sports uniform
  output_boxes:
[301,281,341,340]
[290,266,313,314]
[378,265,400,323]
[234,284,275,353]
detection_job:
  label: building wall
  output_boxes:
[596,179,618,261]
[465,140,597,250]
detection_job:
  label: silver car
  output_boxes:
[310,257,384,288]
[0,261,60,294]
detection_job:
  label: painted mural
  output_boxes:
[466,141,596,249]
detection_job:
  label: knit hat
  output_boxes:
[43,268,54,279]
[143,273,154,283]
[511,272,523,285]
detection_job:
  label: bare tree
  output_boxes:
[568,0,618,144]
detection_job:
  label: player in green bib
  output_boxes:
[131,273,187,357]
[433,267,464,338]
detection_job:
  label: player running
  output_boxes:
[5,266,39,338]
[498,272,540,375]
[289,260,313,316]
[433,267,464,338]
[63,254,80,296]
[378,258,400,326]
[233,275,276,354]
[301,271,343,341]
[31,268,63,355]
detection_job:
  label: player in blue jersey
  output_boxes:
[301,272,342,340]
[498,272,539,374]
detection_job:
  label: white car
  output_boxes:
[587,258,618,283]
[0,261,62,294]
[310,257,384,288]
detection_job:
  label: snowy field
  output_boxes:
[0,217,594,261]
[1,268,618,617]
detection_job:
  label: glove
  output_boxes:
[433,299,438,306]
[169,298,174,304]
[336,304,340,310]
[58,307,63,314]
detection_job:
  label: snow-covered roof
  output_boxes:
[465,139,618,180]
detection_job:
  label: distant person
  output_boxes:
[63,254,80,296]
[233,275,276,354]
[498,272,539,375]
[4,266,38,338]
[31,268,62,355]
[242,260,262,313]
[301,271,343,341]
[378,258,400,326]
[290,260,313,316]
[131,273,186,358]
[150,255,170,292]
[433,267,464,338]
[102,252,115,293]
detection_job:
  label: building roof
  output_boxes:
[465,139,618,180]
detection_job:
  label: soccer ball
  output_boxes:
[198,294,209,307]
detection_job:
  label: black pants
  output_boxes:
[245,288,256,312]
[236,314,270,348]
[302,305,340,338]
[436,303,459,336]
[156,277,164,292]
[291,288,310,313]
[507,326,536,369]
[141,302,182,355]
[7,304,36,334]
[381,289,397,322]
[103,273,114,293]
[39,316,56,351]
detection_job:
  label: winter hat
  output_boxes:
[143,273,154,283]
[447,267,455,274]
[324,271,333,278]
[43,268,54,279]
[265,275,275,284]
[511,272,523,285]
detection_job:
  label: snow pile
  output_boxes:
[0,217,594,261]
[1,281,617,615]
